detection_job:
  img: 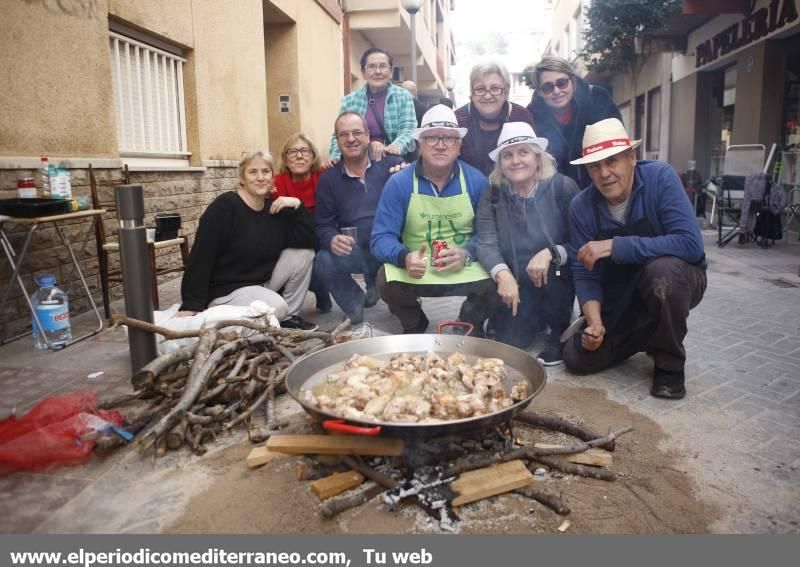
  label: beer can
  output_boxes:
[432,240,448,264]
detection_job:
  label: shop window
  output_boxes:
[109,30,189,158]
[647,87,661,153]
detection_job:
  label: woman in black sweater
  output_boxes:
[178,150,317,330]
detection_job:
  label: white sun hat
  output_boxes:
[569,118,641,165]
[488,122,549,162]
[412,104,468,141]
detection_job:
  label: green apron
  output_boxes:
[384,169,490,285]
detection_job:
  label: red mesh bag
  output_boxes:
[0,390,123,474]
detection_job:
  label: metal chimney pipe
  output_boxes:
[114,184,158,373]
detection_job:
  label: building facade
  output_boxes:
[343,0,456,104]
[540,0,799,188]
[0,0,345,338]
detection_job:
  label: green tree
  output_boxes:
[580,0,682,73]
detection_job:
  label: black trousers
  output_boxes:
[495,264,574,349]
[563,256,706,374]
[376,265,495,333]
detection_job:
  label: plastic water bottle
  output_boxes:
[31,274,72,349]
[38,157,51,197]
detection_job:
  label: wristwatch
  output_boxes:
[464,250,475,266]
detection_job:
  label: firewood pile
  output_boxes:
[97,315,354,457]
[250,412,633,532]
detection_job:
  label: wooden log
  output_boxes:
[267,435,404,457]
[246,446,285,469]
[450,460,534,507]
[533,456,617,482]
[166,419,188,450]
[311,471,365,500]
[513,487,570,516]
[515,412,617,452]
[533,443,612,468]
[320,483,385,519]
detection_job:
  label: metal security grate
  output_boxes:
[109,31,188,156]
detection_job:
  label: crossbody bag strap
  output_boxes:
[367,93,391,145]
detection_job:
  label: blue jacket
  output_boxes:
[569,160,706,306]
[314,157,402,252]
[370,160,489,266]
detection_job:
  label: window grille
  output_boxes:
[109,31,188,156]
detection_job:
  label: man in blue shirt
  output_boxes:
[315,112,402,324]
[371,105,495,335]
[564,118,707,399]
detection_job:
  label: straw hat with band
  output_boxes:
[412,104,468,141]
[569,118,641,165]
[488,122,549,162]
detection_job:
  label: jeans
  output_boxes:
[495,265,574,349]
[563,256,707,374]
[376,265,495,334]
[314,247,381,314]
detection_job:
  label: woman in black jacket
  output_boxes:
[526,56,621,189]
[475,123,579,365]
[178,150,318,330]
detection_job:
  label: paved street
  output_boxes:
[0,231,798,533]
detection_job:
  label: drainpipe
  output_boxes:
[343,11,352,94]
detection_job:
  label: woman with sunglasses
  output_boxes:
[327,47,416,163]
[455,61,534,176]
[273,133,332,313]
[475,123,579,365]
[526,56,621,189]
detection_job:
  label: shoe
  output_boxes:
[281,315,318,331]
[316,293,332,313]
[651,368,686,399]
[364,285,380,308]
[536,341,564,366]
[403,312,429,334]
[345,304,364,325]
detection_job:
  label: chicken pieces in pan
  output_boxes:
[301,352,529,423]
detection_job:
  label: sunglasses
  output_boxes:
[539,77,571,95]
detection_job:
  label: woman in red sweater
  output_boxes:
[273,133,332,312]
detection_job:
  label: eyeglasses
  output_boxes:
[365,63,391,72]
[472,86,505,97]
[336,129,367,140]
[539,77,571,95]
[420,135,460,147]
[286,148,312,158]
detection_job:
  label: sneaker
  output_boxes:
[364,285,380,308]
[281,315,318,331]
[316,293,332,313]
[403,312,429,334]
[345,304,364,325]
[651,368,686,399]
[536,341,564,366]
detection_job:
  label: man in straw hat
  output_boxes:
[371,104,495,335]
[563,118,707,399]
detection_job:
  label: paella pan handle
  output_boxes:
[437,321,474,336]
[322,419,382,436]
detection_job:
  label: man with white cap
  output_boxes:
[564,118,707,399]
[371,104,494,335]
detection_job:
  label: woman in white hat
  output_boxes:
[475,122,580,364]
